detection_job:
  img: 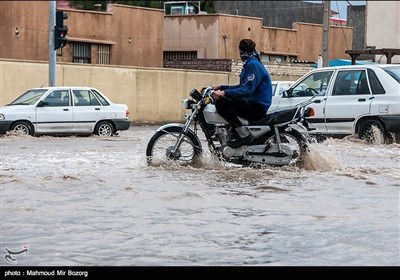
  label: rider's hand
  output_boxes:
[212,90,225,100]
[212,85,221,90]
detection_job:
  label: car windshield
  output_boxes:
[8,89,47,105]
[383,66,400,83]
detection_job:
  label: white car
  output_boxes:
[272,64,400,143]
[270,80,295,111]
[0,86,131,136]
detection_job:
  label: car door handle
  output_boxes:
[63,108,69,111]
[95,108,100,110]
[358,98,366,102]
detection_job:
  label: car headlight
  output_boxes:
[0,114,5,120]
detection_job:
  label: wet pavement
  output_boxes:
[1,125,399,266]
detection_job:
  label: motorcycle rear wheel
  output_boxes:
[264,130,308,165]
[146,126,202,166]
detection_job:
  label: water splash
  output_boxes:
[300,142,342,171]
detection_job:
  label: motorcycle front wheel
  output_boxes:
[264,130,308,165]
[146,126,202,166]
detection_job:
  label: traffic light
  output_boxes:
[54,11,68,50]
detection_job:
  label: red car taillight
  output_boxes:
[125,110,129,118]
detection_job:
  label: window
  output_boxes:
[368,69,386,94]
[97,45,110,65]
[289,71,333,97]
[72,90,102,106]
[42,90,69,107]
[11,89,47,105]
[164,51,197,60]
[73,42,91,64]
[91,89,110,106]
[260,54,270,62]
[383,66,400,83]
[170,6,184,14]
[355,71,371,95]
[332,70,370,96]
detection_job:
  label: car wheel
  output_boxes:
[10,121,33,136]
[358,119,388,144]
[95,121,114,136]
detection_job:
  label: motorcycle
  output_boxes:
[146,86,316,167]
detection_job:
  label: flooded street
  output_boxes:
[0,125,399,266]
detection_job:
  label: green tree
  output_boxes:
[201,0,216,13]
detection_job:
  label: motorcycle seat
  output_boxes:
[248,107,298,126]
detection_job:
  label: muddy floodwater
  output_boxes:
[1,125,399,266]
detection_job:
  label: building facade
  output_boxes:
[0,2,164,67]
[365,1,400,63]
[0,1,352,69]
[164,13,353,63]
[215,1,325,29]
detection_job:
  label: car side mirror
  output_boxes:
[282,89,293,98]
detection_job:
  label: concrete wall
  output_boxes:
[164,14,220,59]
[260,26,298,57]
[347,6,366,50]
[0,2,164,67]
[293,22,353,62]
[0,59,235,123]
[164,14,353,63]
[0,1,49,61]
[216,1,324,28]
[366,1,400,63]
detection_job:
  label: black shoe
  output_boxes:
[227,134,254,148]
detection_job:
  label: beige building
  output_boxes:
[164,13,353,63]
[366,1,400,63]
[0,1,352,68]
[0,2,164,67]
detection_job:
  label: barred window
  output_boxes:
[164,51,197,60]
[97,45,110,65]
[73,42,91,64]
[56,48,62,57]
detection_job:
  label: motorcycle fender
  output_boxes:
[287,126,308,142]
[156,123,202,147]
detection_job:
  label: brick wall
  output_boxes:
[164,59,232,72]
[164,59,313,81]
[231,60,313,81]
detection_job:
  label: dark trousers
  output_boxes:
[215,97,267,128]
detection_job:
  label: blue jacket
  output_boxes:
[220,57,272,112]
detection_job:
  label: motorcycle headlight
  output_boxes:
[189,88,202,101]
[0,114,5,120]
[182,99,192,110]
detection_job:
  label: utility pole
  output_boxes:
[49,1,56,86]
[322,0,330,67]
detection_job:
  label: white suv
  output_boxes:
[272,64,400,143]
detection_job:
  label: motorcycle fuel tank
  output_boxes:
[203,104,248,125]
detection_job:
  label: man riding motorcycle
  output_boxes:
[212,38,273,148]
